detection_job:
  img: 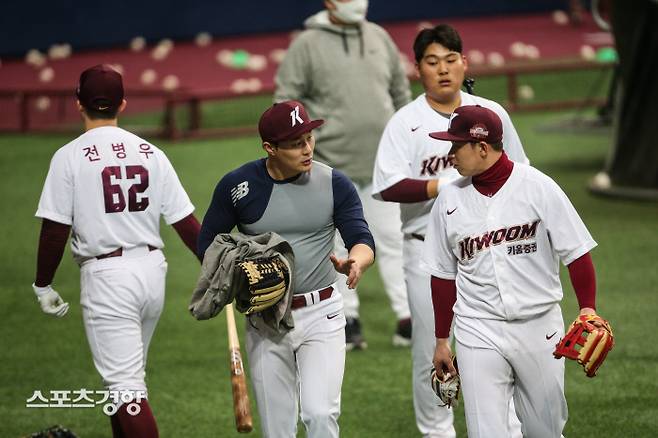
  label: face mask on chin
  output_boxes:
[330,0,368,24]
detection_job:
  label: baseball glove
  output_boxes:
[553,313,614,377]
[234,256,289,315]
[23,425,78,438]
[430,356,460,408]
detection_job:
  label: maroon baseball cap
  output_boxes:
[76,64,124,112]
[258,100,324,143]
[429,105,503,144]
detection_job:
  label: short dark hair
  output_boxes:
[82,105,120,120]
[413,24,463,63]
[489,141,503,151]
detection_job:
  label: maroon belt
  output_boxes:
[96,245,158,260]
[291,286,334,310]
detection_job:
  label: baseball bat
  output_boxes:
[226,302,253,433]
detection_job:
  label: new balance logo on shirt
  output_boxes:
[231,181,249,205]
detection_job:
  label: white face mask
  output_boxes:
[330,0,368,24]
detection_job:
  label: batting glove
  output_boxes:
[32,283,69,317]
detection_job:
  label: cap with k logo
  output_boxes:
[258,100,324,143]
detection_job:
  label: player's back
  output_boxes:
[38,126,192,261]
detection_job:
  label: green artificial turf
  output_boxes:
[2,78,657,437]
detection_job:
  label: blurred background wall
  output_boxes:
[0,0,565,57]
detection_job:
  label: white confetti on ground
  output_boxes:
[140,69,157,85]
[130,36,146,52]
[39,67,55,83]
[195,32,212,47]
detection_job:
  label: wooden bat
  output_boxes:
[226,302,253,433]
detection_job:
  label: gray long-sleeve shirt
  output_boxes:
[275,10,411,185]
[198,159,375,294]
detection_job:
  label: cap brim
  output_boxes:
[280,119,324,141]
[428,131,469,142]
[307,119,324,131]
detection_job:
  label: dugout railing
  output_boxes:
[0,59,615,140]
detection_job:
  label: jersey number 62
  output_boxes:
[102,165,149,213]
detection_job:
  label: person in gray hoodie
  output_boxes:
[275,0,412,350]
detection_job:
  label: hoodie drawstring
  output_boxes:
[339,26,364,58]
[357,25,364,57]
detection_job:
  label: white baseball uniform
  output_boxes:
[36,125,194,394]
[422,163,597,437]
[372,91,528,437]
[333,183,407,321]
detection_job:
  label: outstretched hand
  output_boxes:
[330,254,363,289]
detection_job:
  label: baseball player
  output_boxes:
[275,0,412,349]
[197,100,375,438]
[423,105,601,437]
[32,64,201,438]
[372,25,528,437]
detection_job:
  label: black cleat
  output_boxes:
[392,317,412,347]
[345,317,367,350]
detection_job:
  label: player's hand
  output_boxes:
[329,254,363,289]
[579,307,603,327]
[32,284,69,317]
[433,338,456,380]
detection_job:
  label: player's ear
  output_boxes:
[262,142,276,157]
[118,99,127,113]
[414,62,421,79]
[462,54,468,73]
[76,100,84,113]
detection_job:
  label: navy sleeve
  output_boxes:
[197,177,238,258]
[332,170,376,254]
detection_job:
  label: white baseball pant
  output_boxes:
[246,285,346,438]
[406,236,524,437]
[404,236,456,437]
[80,246,167,396]
[455,304,567,438]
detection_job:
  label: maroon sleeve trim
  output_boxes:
[567,252,596,310]
[35,219,71,287]
[379,178,430,203]
[172,214,202,262]
[431,276,457,338]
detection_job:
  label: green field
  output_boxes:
[2,78,658,438]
